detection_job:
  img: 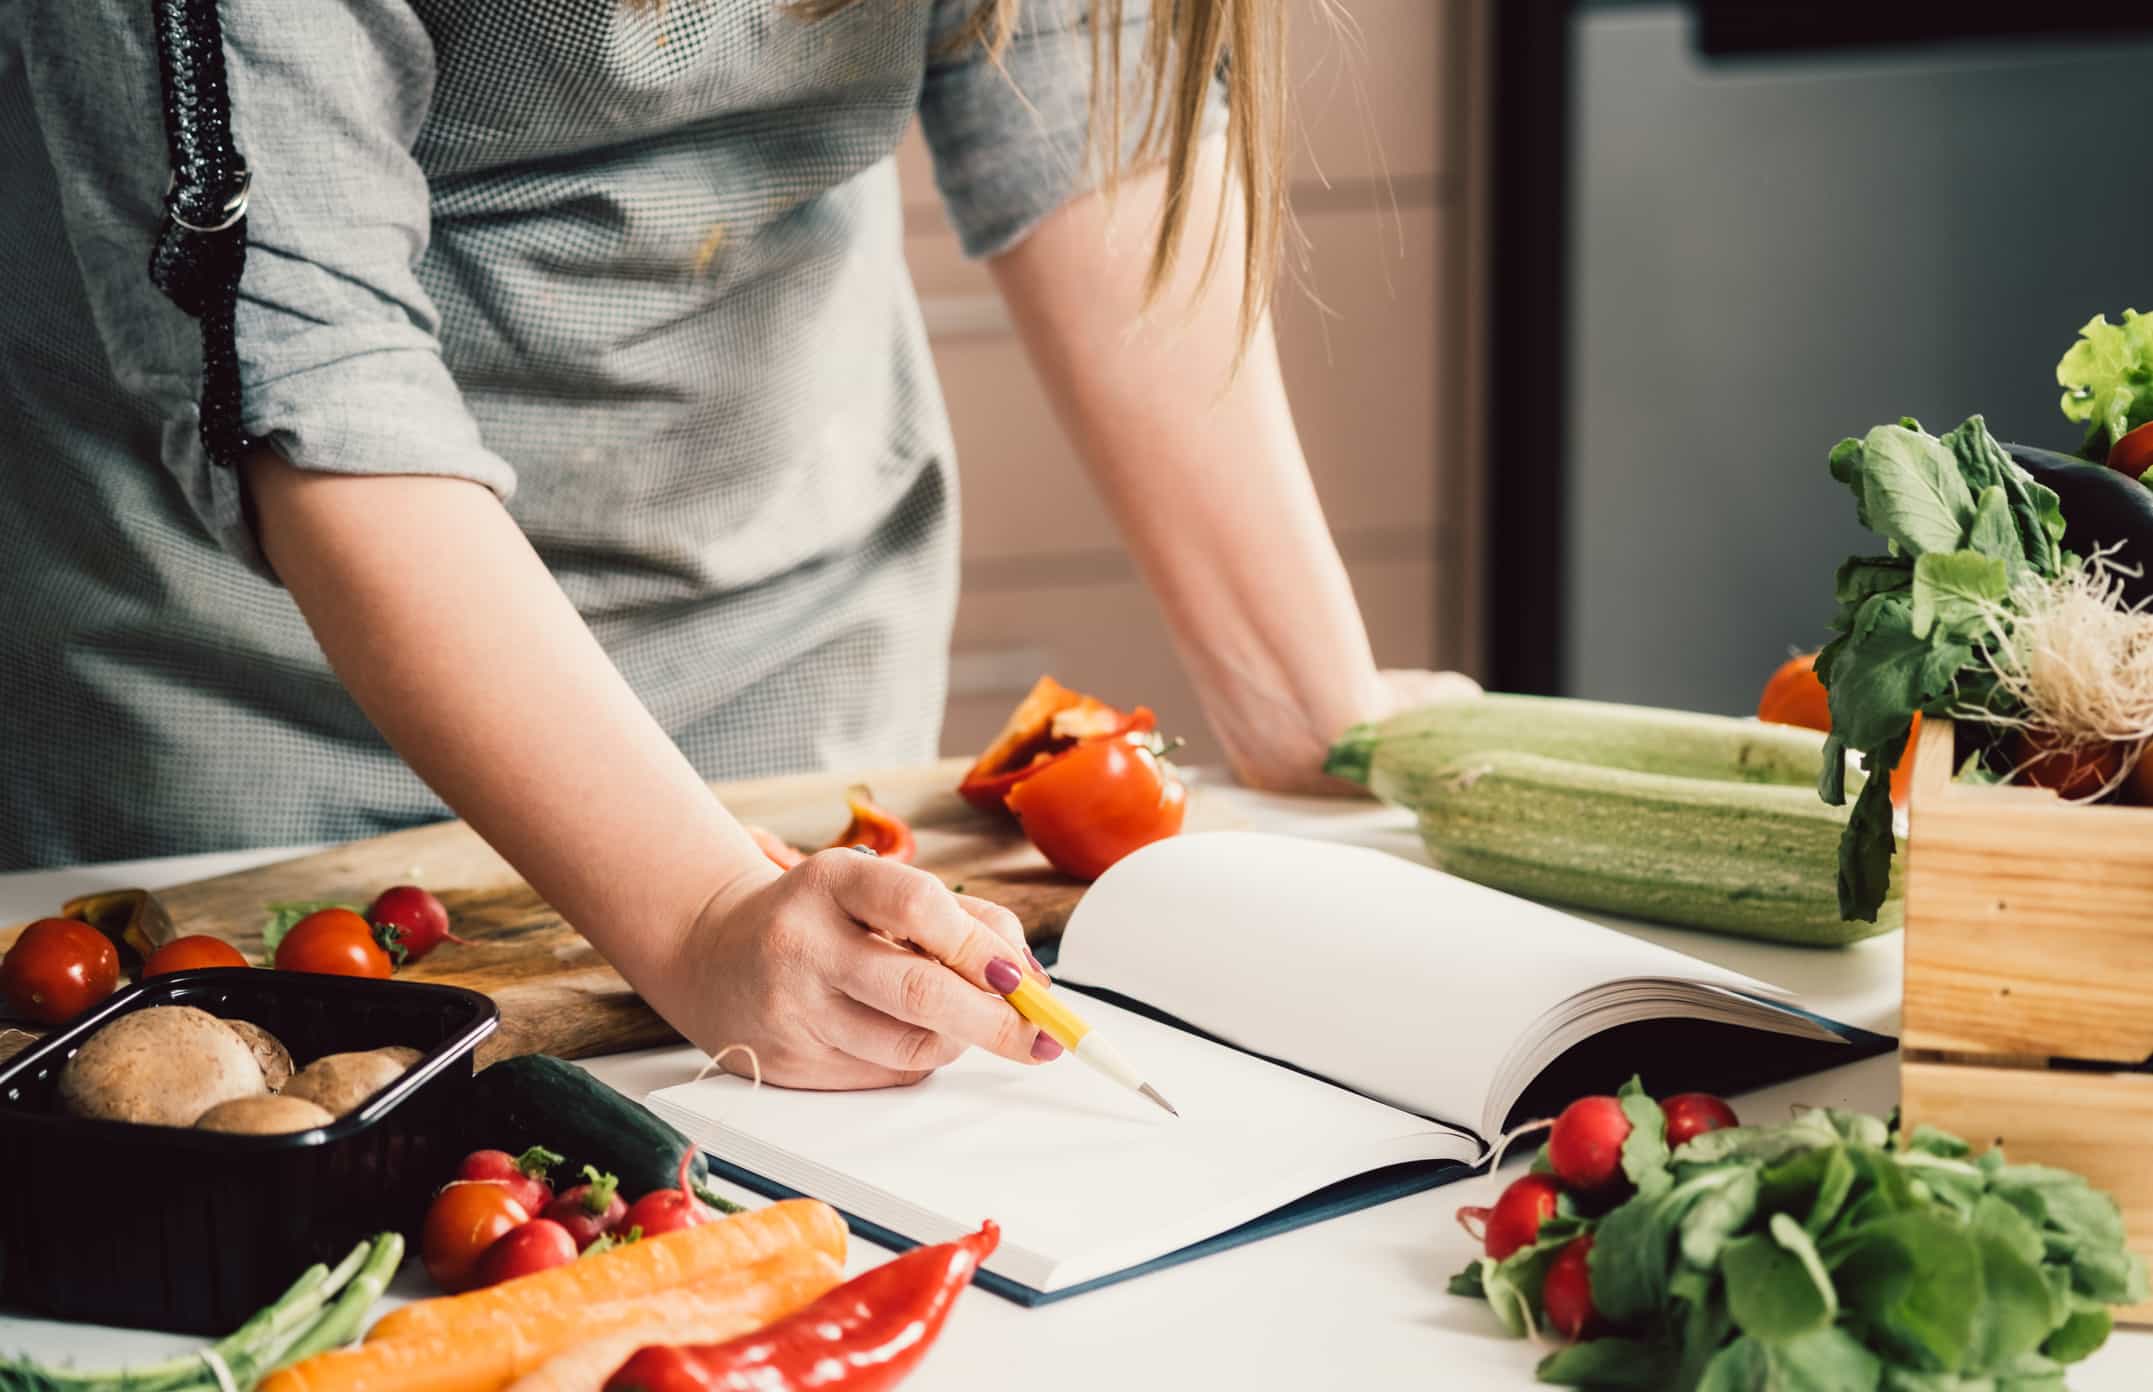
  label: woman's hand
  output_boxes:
[1219,668,1483,796]
[651,850,1062,1090]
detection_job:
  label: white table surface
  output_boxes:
[2,788,2146,1390]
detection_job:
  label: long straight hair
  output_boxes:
[789,0,1289,349]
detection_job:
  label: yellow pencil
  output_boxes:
[1002,974,1178,1117]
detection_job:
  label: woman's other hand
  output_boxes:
[658,850,1061,1090]
[1219,668,1482,796]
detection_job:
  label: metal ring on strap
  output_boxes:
[165,164,253,234]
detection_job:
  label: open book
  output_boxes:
[648,832,1885,1302]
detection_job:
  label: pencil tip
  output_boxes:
[1140,1082,1179,1117]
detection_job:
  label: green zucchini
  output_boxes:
[1328,699,1898,946]
[1325,693,1852,790]
[466,1054,741,1212]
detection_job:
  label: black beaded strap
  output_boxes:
[147,0,258,470]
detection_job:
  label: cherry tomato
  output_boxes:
[456,1147,559,1215]
[422,1181,531,1293]
[1541,1235,1602,1340]
[473,1219,579,1288]
[275,908,393,979]
[2010,728,2126,800]
[142,935,250,977]
[1484,1173,1563,1261]
[1005,737,1187,882]
[365,885,464,964]
[1,919,120,1026]
[2105,420,2153,482]
[1661,1093,1739,1148]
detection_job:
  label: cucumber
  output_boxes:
[465,1054,741,1212]
[1326,694,1854,790]
[1328,698,1899,946]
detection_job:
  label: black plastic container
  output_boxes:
[0,969,497,1334]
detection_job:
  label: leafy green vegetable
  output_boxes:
[1458,1103,2144,1392]
[2057,309,2153,458]
[1816,414,2067,921]
[261,900,362,956]
[1618,1076,1673,1200]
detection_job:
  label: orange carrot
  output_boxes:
[366,1198,844,1348]
[261,1245,842,1392]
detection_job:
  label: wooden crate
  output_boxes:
[1899,718,2153,1323]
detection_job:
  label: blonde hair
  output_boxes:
[778,0,1288,347]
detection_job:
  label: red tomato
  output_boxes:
[142,935,250,977]
[456,1147,559,1215]
[1661,1093,1739,1148]
[1484,1174,1563,1261]
[365,885,463,964]
[1541,1235,1602,1340]
[1,919,120,1026]
[1547,1095,1631,1193]
[422,1181,531,1293]
[1004,737,1187,882]
[473,1219,579,1288]
[275,909,393,979]
[1756,652,1831,733]
[2106,420,2153,481]
[2010,728,2126,800]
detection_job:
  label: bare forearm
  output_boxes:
[989,138,1383,784]
[242,452,765,983]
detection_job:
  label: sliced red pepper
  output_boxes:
[604,1221,999,1392]
[824,785,916,863]
[958,675,1156,813]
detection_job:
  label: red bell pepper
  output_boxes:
[957,675,1155,813]
[824,784,916,863]
[603,1221,1000,1392]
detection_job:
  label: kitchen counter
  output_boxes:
[3,785,2146,1389]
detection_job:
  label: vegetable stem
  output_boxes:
[261,1234,405,1375]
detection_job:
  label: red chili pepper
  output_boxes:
[603,1221,1000,1392]
[822,785,916,864]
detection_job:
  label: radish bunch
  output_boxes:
[1455,1079,1738,1339]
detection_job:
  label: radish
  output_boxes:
[365,885,468,963]
[457,1146,561,1215]
[1661,1093,1738,1148]
[1541,1235,1601,1339]
[1548,1095,1631,1192]
[1481,1174,1563,1260]
[618,1151,715,1239]
[473,1218,579,1288]
[543,1165,629,1250]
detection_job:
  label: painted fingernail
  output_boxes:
[1025,949,1050,979]
[1031,1032,1064,1062]
[985,958,1022,993]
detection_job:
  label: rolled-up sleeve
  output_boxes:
[18,0,514,575]
[916,0,1226,261]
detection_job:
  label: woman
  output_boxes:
[2,0,1471,1086]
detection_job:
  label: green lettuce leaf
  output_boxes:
[2057,308,2153,456]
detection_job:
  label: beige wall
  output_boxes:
[905,0,1480,760]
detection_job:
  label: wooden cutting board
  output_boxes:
[4,759,1218,1065]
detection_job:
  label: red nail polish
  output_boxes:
[1031,1032,1064,1062]
[985,958,1022,994]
